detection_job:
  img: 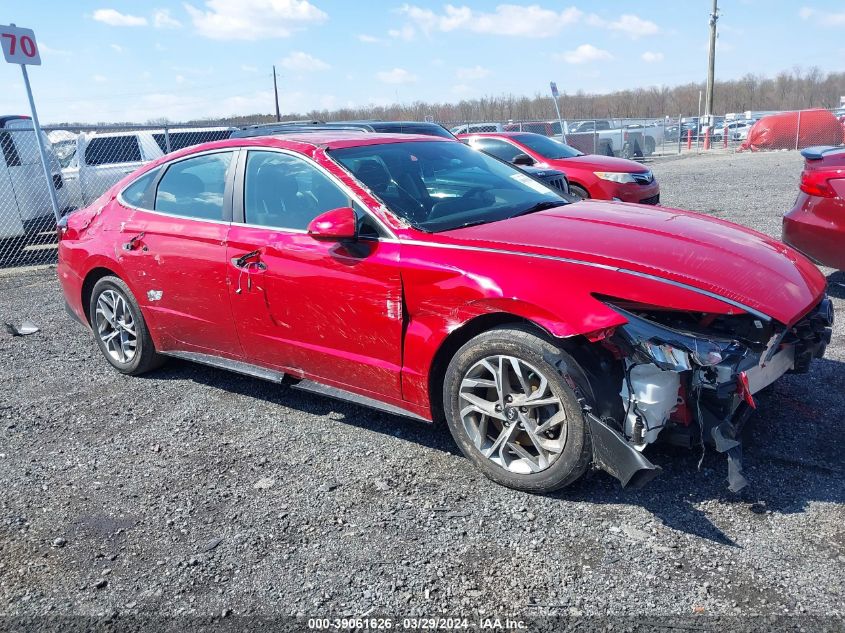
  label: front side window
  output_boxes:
[331,140,566,233]
[85,136,142,166]
[243,150,350,230]
[155,152,232,220]
[471,138,522,162]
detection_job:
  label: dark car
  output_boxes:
[234,120,572,195]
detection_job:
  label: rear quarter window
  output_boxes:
[85,136,142,166]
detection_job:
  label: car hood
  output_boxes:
[440,200,826,325]
[546,153,648,172]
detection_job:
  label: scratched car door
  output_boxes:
[115,150,243,357]
[226,149,404,399]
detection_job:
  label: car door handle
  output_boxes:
[231,256,266,270]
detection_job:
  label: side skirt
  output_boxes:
[161,350,428,423]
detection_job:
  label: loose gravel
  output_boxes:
[0,150,843,625]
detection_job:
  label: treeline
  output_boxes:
[207,68,844,126]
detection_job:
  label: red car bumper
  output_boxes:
[592,178,661,204]
[783,191,845,270]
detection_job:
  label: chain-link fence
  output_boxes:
[1,108,843,268]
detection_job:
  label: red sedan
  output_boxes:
[58,132,832,494]
[459,132,660,203]
[783,145,845,270]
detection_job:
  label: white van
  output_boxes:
[59,127,232,208]
[0,115,67,240]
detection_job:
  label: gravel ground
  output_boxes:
[0,150,843,627]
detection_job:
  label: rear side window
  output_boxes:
[85,136,142,166]
[155,152,232,220]
[121,168,161,208]
[0,132,20,167]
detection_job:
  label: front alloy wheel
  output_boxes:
[459,355,567,474]
[443,326,591,493]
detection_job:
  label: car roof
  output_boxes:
[458,132,532,139]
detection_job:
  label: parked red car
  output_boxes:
[58,132,832,494]
[783,145,845,270]
[459,132,659,203]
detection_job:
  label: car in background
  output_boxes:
[60,131,165,209]
[783,145,845,270]
[234,120,455,139]
[0,115,67,243]
[58,130,832,495]
[460,132,659,203]
[503,120,643,158]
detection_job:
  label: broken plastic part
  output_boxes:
[4,321,39,336]
[620,362,680,448]
[585,412,661,488]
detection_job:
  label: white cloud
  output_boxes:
[455,65,491,80]
[185,0,328,40]
[357,34,381,43]
[608,14,659,38]
[388,25,416,41]
[399,3,582,37]
[376,67,418,84]
[280,51,330,71]
[586,13,659,39]
[92,9,148,26]
[92,74,108,83]
[641,51,663,63]
[556,44,613,64]
[110,43,124,53]
[154,9,182,29]
[798,6,845,25]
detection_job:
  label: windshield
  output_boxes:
[513,134,583,159]
[330,140,567,233]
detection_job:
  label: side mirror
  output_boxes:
[307,206,357,242]
[512,153,535,166]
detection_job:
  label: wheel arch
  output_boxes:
[81,266,121,325]
[426,312,560,424]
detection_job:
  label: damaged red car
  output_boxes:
[57,132,833,494]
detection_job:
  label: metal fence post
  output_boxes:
[164,125,172,153]
[20,64,61,223]
[794,110,801,151]
[677,114,682,155]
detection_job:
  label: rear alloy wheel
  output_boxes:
[89,276,164,375]
[443,327,591,493]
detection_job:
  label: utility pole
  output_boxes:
[272,65,281,122]
[704,0,719,121]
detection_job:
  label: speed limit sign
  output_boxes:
[0,24,41,65]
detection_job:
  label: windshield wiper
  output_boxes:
[510,200,566,219]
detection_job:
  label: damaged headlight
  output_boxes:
[611,307,738,371]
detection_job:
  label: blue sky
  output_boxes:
[1,0,843,123]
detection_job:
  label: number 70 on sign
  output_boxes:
[0,25,41,65]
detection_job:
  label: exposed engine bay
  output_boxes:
[576,297,834,492]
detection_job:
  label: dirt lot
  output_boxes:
[0,150,843,626]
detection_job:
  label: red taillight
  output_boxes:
[799,169,837,198]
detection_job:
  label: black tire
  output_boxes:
[89,276,164,375]
[442,326,592,493]
[569,184,589,200]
